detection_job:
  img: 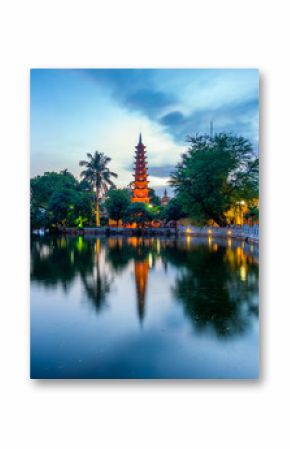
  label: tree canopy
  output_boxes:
[30,171,94,229]
[30,171,78,210]
[104,189,131,226]
[170,133,259,226]
[148,188,161,207]
[123,202,155,228]
[160,197,186,226]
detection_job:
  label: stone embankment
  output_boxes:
[60,224,259,244]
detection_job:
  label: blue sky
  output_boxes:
[30,68,259,189]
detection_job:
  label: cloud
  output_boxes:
[160,111,184,127]
[159,98,259,147]
[84,69,259,148]
[85,69,176,120]
[125,89,174,119]
[148,164,175,178]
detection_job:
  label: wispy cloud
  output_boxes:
[84,68,259,148]
[160,98,259,146]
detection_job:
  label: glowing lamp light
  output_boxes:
[186,227,192,233]
[208,229,212,234]
[148,253,153,268]
[227,230,232,235]
[148,204,153,208]
[240,266,247,281]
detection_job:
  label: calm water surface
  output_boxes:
[30,235,259,379]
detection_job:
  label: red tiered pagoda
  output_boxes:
[132,133,150,203]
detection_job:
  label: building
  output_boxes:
[161,188,170,206]
[132,133,150,204]
[108,134,151,228]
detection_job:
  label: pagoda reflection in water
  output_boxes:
[134,258,149,324]
[106,236,151,324]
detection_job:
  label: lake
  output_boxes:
[30,235,259,379]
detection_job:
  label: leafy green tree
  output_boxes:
[48,188,78,226]
[148,188,161,207]
[73,191,95,227]
[31,171,78,210]
[30,171,80,230]
[30,202,51,230]
[47,188,93,227]
[160,198,186,228]
[170,134,259,226]
[79,152,117,227]
[123,202,155,228]
[105,189,131,227]
[244,205,259,225]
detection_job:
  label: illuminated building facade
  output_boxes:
[132,133,150,204]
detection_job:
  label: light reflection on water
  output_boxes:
[30,235,259,379]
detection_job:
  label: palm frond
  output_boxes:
[79,160,89,167]
[79,150,117,193]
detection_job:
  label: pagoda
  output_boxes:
[132,133,150,203]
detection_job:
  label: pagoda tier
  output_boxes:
[132,133,150,204]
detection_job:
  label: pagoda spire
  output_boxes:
[132,134,150,203]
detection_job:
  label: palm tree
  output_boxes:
[79,152,117,227]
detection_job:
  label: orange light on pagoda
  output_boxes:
[132,133,150,204]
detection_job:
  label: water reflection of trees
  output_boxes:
[31,236,259,332]
[31,236,111,312]
[79,240,112,312]
[162,240,258,338]
[30,237,77,291]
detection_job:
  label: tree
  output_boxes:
[48,188,78,226]
[148,188,161,207]
[79,151,117,227]
[73,191,95,227]
[47,188,94,227]
[244,205,259,225]
[123,202,155,228]
[30,202,51,230]
[170,134,259,226]
[160,197,186,228]
[105,189,131,227]
[30,171,80,230]
[31,171,78,210]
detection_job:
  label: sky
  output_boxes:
[30,68,259,191]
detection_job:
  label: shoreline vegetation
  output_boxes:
[31,133,259,240]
